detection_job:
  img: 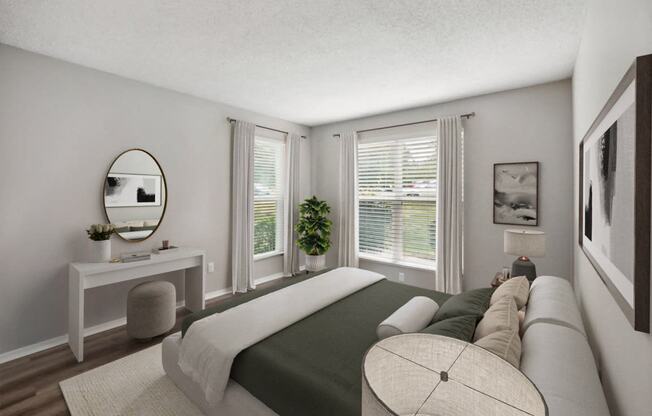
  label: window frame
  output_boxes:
[357,134,438,270]
[253,134,286,260]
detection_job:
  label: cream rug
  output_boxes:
[60,344,203,416]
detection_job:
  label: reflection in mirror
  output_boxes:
[104,149,166,241]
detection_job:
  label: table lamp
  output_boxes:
[504,229,546,282]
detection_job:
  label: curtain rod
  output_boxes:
[227,117,307,139]
[332,112,475,137]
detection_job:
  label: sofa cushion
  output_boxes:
[521,323,610,416]
[491,275,530,308]
[523,276,585,337]
[432,288,494,323]
[473,296,518,341]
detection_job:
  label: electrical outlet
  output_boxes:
[398,272,405,282]
[207,262,215,273]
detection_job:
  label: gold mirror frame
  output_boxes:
[102,148,168,243]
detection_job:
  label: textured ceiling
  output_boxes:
[0,1,586,126]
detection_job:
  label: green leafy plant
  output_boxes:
[86,224,115,241]
[295,196,332,256]
[254,215,276,255]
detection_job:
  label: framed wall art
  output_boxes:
[104,173,162,208]
[493,161,539,226]
[579,54,651,333]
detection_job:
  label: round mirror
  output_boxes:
[103,149,167,242]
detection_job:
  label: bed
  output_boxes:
[162,268,489,416]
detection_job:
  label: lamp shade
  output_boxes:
[504,229,546,258]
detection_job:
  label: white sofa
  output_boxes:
[520,276,610,416]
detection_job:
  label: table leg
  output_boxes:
[185,257,205,312]
[68,266,84,362]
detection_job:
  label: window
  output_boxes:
[254,135,285,257]
[358,132,437,269]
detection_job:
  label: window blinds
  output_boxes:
[358,135,438,268]
[253,136,285,256]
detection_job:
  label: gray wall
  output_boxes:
[572,1,652,415]
[0,44,311,354]
[311,80,573,291]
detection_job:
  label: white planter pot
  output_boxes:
[90,239,112,263]
[305,254,326,272]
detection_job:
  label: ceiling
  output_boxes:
[0,1,586,126]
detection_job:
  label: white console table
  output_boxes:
[68,247,205,362]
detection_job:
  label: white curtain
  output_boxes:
[436,116,464,294]
[231,120,256,293]
[338,131,359,267]
[283,133,302,276]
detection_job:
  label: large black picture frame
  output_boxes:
[578,54,651,333]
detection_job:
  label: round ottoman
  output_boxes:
[127,281,176,340]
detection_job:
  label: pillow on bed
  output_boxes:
[377,296,439,340]
[421,315,479,342]
[474,328,522,368]
[431,288,494,323]
[490,275,530,309]
[473,296,518,341]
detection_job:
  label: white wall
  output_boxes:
[572,1,652,415]
[0,44,310,355]
[311,80,574,291]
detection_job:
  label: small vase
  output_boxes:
[305,254,326,272]
[90,239,111,263]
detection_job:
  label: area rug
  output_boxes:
[60,344,203,416]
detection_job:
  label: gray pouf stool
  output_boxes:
[127,281,176,340]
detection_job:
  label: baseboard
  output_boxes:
[0,271,289,365]
[255,272,285,285]
[0,316,130,365]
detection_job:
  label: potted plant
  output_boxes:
[295,196,332,271]
[86,223,115,263]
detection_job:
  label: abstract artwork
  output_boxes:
[579,54,651,332]
[104,173,162,207]
[493,162,538,226]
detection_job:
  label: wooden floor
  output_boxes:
[0,278,287,416]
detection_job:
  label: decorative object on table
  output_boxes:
[504,229,546,282]
[491,272,508,288]
[104,149,167,242]
[152,245,179,254]
[362,333,547,416]
[296,196,332,272]
[86,223,115,263]
[579,54,651,333]
[502,266,511,279]
[493,161,539,225]
[162,240,169,249]
[127,281,176,340]
[120,251,152,263]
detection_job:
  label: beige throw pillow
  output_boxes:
[491,276,530,309]
[474,328,522,368]
[473,296,518,341]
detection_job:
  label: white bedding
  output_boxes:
[178,267,385,405]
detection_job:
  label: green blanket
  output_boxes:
[182,273,457,416]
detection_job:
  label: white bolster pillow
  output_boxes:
[377,296,439,340]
